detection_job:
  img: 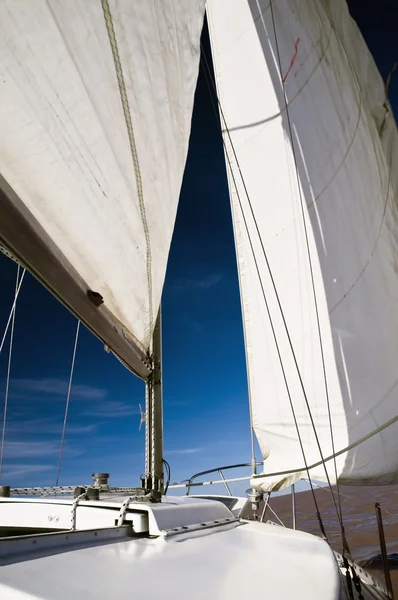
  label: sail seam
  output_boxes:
[101,0,153,334]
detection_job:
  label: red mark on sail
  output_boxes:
[282,38,300,84]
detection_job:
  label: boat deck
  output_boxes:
[0,520,337,599]
[0,495,389,600]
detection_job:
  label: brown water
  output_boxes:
[270,485,398,595]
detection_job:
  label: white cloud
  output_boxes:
[10,378,106,400]
[61,423,99,434]
[165,399,192,408]
[165,448,203,455]
[83,401,140,418]
[5,419,99,435]
[1,464,54,479]
[169,273,224,293]
[4,417,55,433]
[3,441,83,459]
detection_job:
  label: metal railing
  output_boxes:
[169,462,262,496]
[168,461,300,530]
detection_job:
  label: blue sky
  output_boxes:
[0,1,396,493]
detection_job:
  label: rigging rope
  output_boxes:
[200,48,328,540]
[0,265,22,480]
[207,1,348,534]
[268,0,346,541]
[56,320,80,486]
[266,502,285,527]
[0,268,26,356]
[198,51,257,476]
[144,376,150,488]
[150,372,155,488]
[101,0,153,330]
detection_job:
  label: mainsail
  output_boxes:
[0,0,205,379]
[208,0,398,488]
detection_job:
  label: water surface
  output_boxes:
[271,485,398,595]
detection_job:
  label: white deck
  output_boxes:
[0,495,341,600]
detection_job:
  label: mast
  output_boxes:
[144,308,164,497]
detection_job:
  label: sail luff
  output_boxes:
[208,0,398,488]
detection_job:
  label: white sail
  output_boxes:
[0,0,205,379]
[207,0,398,488]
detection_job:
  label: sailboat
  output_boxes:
[0,0,397,598]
